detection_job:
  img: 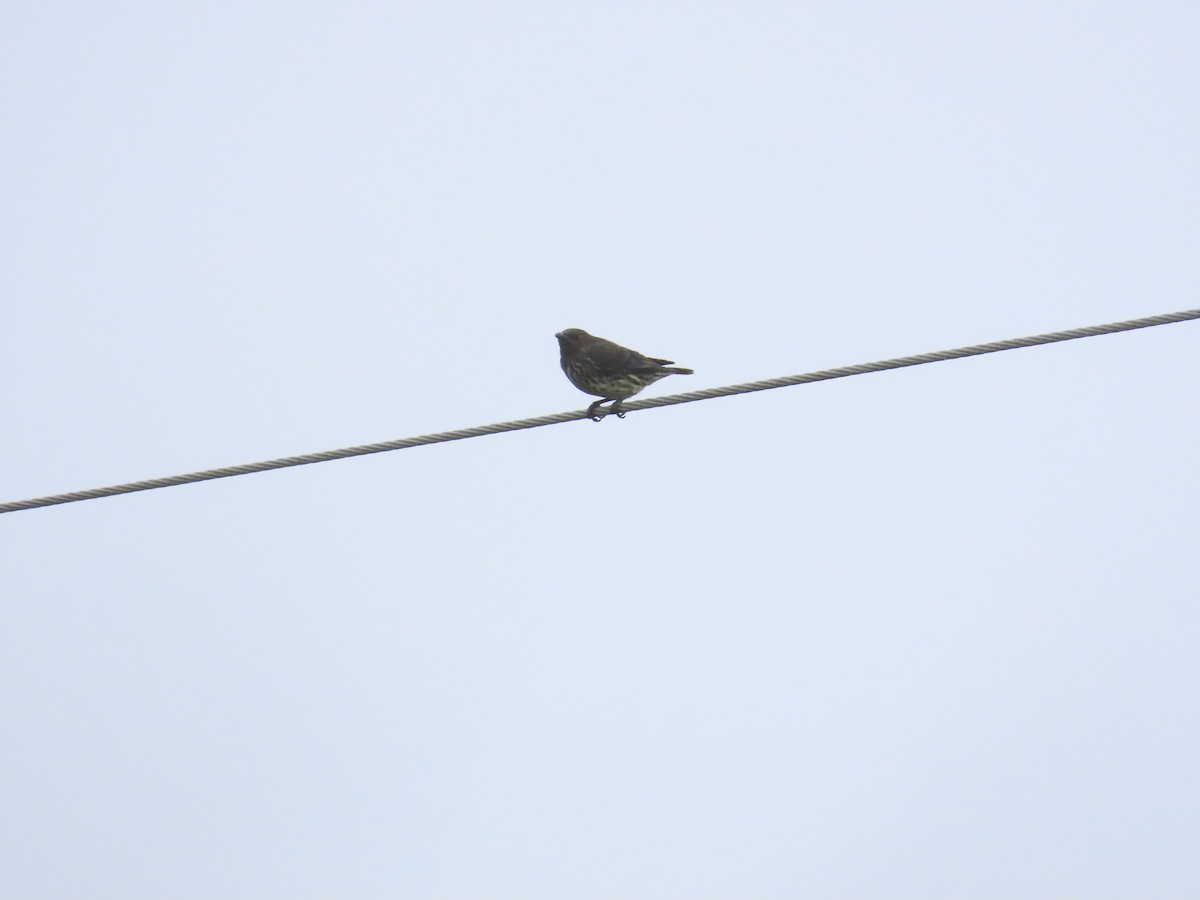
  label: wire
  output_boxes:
[3,308,1198,515]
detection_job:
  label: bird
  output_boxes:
[555,328,694,420]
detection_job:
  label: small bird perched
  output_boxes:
[555,328,694,420]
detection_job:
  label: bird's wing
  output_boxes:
[588,337,672,374]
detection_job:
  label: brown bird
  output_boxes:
[555,328,694,420]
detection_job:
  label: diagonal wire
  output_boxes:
[3,308,1198,515]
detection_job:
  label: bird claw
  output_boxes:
[587,400,622,422]
[588,406,625,422]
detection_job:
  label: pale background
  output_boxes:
[3,2,1198,897]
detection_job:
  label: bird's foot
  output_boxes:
[586,400,625,422]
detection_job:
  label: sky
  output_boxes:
[3,2,1199,897]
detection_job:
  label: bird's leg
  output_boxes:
[585,399,628,422]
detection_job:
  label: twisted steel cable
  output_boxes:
[3,308,1197,514]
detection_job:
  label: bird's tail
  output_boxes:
[665,367,694,375]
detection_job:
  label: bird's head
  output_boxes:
[555,328,591,348]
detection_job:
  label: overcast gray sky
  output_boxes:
[4,2,1199,897]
